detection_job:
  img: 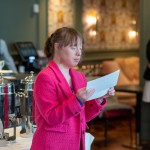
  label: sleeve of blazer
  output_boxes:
[84,99,107,122]
[34,71,84,127]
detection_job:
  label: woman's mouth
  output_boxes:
[74,59,80,62]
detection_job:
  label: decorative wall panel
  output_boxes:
[48,0,139,51]
[48,0,74,36]
[83,0,139,50]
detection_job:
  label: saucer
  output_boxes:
[0,70,13,74]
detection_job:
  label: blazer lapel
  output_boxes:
[48,61,72,98]
[70,69,86,93]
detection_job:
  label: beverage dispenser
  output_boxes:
[17,71,35,137]
[0,73,16,143]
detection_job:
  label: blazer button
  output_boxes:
[75,112,78,115]
[82,130,85,134]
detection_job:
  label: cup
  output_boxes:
[0,60,5,70]
[18,65,25,73]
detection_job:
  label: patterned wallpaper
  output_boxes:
[48,0,74,36]
[48,0,139,50]
[83,0,139,50]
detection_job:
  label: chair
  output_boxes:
[99,96,135,146]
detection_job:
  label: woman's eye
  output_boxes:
[71,47,76,51]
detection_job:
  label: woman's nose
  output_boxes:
[76,49,82,56]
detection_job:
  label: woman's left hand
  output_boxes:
[96,87,115,103]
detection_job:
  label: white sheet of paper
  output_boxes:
[87,70,120,100]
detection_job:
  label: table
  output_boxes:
[115,85,143,149]
[0,126,32,150]
[3,73,37,92]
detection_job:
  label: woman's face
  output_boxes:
[55,40,82,68]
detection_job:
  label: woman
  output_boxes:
[0,39,18,73]
[143,39,150,103]
[30,27,115,150]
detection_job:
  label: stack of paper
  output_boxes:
[87,70,120,100]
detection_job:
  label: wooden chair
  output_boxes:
[99,96,135,146]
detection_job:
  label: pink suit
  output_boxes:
[30,61,106,150]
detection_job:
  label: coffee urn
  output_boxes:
[0,73,16,141]
[17,71,35,137]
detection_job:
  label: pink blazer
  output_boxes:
[30,61,106,150]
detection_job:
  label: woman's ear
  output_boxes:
[54,43,60,51]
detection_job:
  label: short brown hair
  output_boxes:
[44,27,84,58]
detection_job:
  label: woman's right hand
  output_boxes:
[76,87,95,103]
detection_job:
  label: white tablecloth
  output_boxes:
[1,128,94,150]
[0,127,33,150]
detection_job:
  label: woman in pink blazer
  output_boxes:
[30,27,115,150]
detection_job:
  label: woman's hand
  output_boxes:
[76,87,95,103]
[96,87,115,103]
